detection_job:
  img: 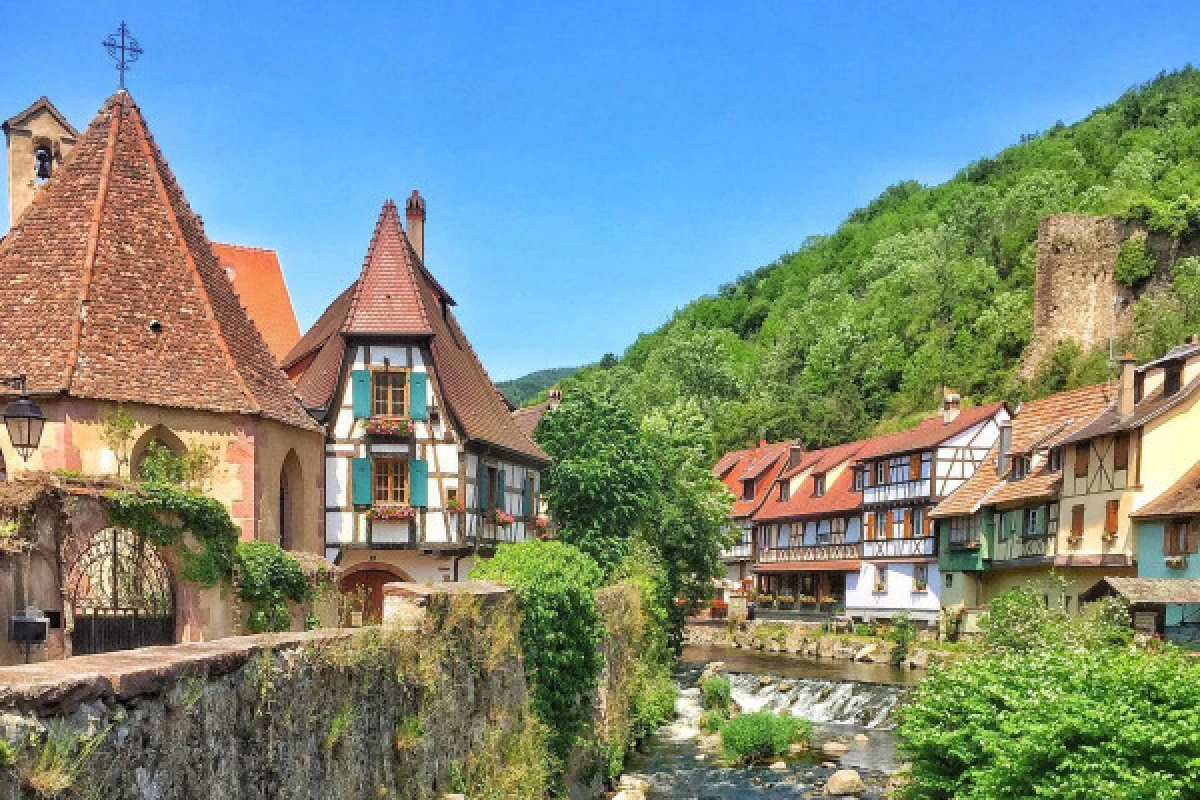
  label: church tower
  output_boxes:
[3,97,79,227]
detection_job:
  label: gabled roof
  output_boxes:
[1132,461,1200,519]
[929,443,1003,518]
[2,96,79,137]
[512,401,552,439]
[1007,383,1113,454]
[1081,576,1200,605]
[0,91,316,430]
[289,201,548,465]
[714,440,794,520]
[1137,339,1200,373]
[755,440,866,522]
[212,243,301,363]
[1060,373,1200,446]
[859,402,1008,460]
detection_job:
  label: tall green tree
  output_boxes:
[534,389,658,575]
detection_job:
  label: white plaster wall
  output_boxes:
[326,457,351,507]
[845,563,942,621]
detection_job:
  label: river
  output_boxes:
[617,646,914,799]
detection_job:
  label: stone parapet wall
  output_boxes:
[0,585,531,799]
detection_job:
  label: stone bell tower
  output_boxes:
[3,97,79,227]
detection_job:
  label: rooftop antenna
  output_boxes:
[102,21,143,90]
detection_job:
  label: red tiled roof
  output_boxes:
[0,92,316,430]
[859,402,1008,460]
[290,202,548,464]
[1008,383,1113,454]
[989,467,1063,506]
[512,401,551,440]
[1131,461,1200,519]
[715,441,793,519]
[212,243,302,363]
[755,441,866,522]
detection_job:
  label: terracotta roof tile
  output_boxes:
[755,440,866,522]
[511,401,551,439]
[989,467,1063,506]
[1131,461,1200,519]
[342,201,438,336]
[859,402,1008,460]
[715,441,794,519]
[0,92,316,430]
[211,243,301,363]
[1008,383,1113,454]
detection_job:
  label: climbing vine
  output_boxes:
[234,540,311,633]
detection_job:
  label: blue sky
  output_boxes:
[2,1,1199,380]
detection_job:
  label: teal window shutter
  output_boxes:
[352,457,372,506]
[523,477,533,518]
[409,460,428,507]
[409,372,428,420]
[351,370,371,419]
[1036,505,1048,535]
[476,461,489,510]
[497,469,506,511]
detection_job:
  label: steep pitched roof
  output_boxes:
[714,440,793,520]
[929,443,1004,518]
[0,91,316,430]
[755,440,866,522]
[211,243,301,363]
[1007,383,1114,454]
[859,402,1008,460]
[289,202,548,464]
[1131,461,1200,519]
[512,401,552,439]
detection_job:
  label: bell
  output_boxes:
[34,149,52,181]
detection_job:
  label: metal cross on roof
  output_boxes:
[102,22,143,90]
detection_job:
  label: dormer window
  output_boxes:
[742,479,754,501]
[1134,371,1145,404]
[1165,363,1183,397]
[778,481,790,502]
[813,473,826,497]
[853,468,864,491]
[1048,448,1063,473]
[1012,456,1030,480]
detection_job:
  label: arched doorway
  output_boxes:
[68,528,175,655]
[339,566,412,624]
[279,450,303,550]
[130,425,186,480]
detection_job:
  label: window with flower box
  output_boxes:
[372,370,408,418]
[373,458,407,504]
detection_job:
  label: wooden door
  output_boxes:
[339,569,400,624]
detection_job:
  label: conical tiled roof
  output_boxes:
[0,92,316,430]
[287,200,549,464]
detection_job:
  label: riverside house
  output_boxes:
[713,440,795,588]
[930,383,1115,616]
[283,196,550,618]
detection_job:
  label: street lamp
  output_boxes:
[0,376,45,461]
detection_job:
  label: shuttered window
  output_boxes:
[373,458,407,504]
[909,454,921,481]
[1071,504,1085,536]
[1166,519,1200,555]
[903,509,913,538]
[1113,433,1129,471]
[1074,442,1090,477]
[866,513,876,540]
[409,372,428,421]
[1105,500,1119,535]
[409,460,428,507]
[372,371,408,417]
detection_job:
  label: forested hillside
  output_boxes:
[498,367,579,406]
[563,67,1200,454]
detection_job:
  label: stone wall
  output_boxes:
[1022,213,1200,377]
[0,585,533,799]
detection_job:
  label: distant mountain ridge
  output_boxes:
[498,367,580,407]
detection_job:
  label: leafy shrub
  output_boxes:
[472,541,603,763]
[699,674,732,711]
[631,664,678,741]
[719,712,812,765]
[699,708,729,733]
[1115,231,1157,288]
[886,612,916,661]
[235,541,311,632]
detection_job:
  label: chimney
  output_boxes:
[996,419,1013,477]
[942,389,961,424]
[1118,352,1137,417]
[405,189,426,263]
[547,385,562,411]
[787,443,805,469]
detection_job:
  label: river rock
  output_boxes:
[853,733,869,743]
[700,661,725,681]
[613,791,646,800]
[696,733,721,751]
[821,741,850,756]
[617,776,650,791]
[908,649,930,669]
[759,676,775,687]
[825,769,866,796]
[788,742,809,754]
[769,761,788,771]
[778,681,795,692]
[817,637,835,657]
[853,644,876,662]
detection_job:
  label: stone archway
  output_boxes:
[279,450,303,550]
[130,425,186,480]
[339,564,413,624]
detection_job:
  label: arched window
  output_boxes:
[34,144,53,184]
[130,425,186,481]
[279,450,303,550]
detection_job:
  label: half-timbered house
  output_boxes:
[846,395,1009,623]
[713,440,794,588]
[283,195,550,616]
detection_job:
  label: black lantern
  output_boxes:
[0,376,45,461]
[8,605,49,663]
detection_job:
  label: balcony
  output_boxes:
[722,542,753,561]
[757,541,863,564]
[862,536,935,559]
[992,532,1057,562]
[863,478,932,506]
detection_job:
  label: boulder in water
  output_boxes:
[617,776,650,791]
[769,761,788,771]
[853,643,876,662]
[788,742,810,754]
[854,733,869,743]
[825,769,866,796]
[613,791,646,800]
[821,741,850,756]
[759,676,775,687]
[908,649,930,669]
[778,680,795,692]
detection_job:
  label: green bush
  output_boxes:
[699,674,732,710]
[472,541,603,763]
[886,612,916,662]
[699,708,729,733]
[719,712,813,765]
[630,663,678,741]
[1115,231,1158,288]
[234,541,311,633]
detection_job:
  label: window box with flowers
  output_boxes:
[487,509,516,527]
[363,418,415,438]
[445,496,464,514]
[529,515,551,538]
[367,505,417,522]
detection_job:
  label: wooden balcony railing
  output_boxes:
[992,532,1057,561]
[863,478,932,506]
[757,541,863,564]
[722,542,753,560]
[862,536,935,558]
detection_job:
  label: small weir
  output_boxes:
[619,648,913,798]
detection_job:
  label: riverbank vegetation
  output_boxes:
[539,67,1200,453]
[898,585,1200,799]
[719,712,813,766]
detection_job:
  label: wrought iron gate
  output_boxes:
[69,528,175,655]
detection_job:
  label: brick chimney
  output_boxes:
[405,189,426,263]
[1118,352,1137,417]
[996,419,1012,476]
[547,385,562,411]
[942,389,961,423]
